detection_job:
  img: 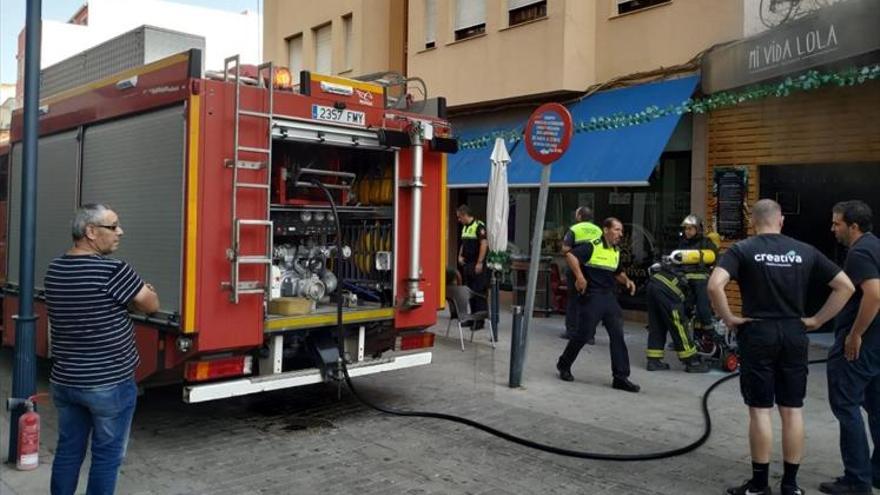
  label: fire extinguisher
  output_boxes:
[17,394,45,471]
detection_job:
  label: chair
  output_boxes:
[550,262,568,314]
[444,285,495,351]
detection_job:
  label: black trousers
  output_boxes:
[688,278,714,329]
[462,262,488,327]
[564,268,578,334]
[559,292,630,379]
[645,283,697,361]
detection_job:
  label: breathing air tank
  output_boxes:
[669,249,716,265]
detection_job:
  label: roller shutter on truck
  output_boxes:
[7,130,79,290]
[80,105,186,316]
[6,105,185,318]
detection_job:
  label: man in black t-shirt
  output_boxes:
[821,201,880,495]
[709,199,854,495]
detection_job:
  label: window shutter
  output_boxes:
[287,35,303,78]
[455,0,486,30]
[343,15,353,71]
[425,0,437,45]
[508,0,543,10]
[314,24,332,74]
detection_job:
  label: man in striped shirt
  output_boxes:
[45,204,159,495]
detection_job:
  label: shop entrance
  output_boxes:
[760,162,880,329]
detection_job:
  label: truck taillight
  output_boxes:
[185,356,253,382]
[397,332,435,351]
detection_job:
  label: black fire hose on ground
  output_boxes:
[310,178,828,461]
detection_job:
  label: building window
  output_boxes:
[313,23,332,74]
[287,34,303,79]
[425,0,437,49]
[454,0,486,41]
[342,14,353,72]
[616,0,671,15]
[508,0,547,26]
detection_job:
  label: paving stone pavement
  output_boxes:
[0,311,860,494]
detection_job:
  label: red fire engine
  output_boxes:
[0,48,457,403]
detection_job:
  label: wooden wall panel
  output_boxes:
[706,82,880,312]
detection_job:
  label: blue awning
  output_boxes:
[448,75,699,187]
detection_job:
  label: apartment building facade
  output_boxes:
[263,0,406,80]
[261,0,748,309]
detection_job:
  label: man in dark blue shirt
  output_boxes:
[709,199,853,495]
[45,204,159,495]
[556,217,639,393]
[821,200,880,495]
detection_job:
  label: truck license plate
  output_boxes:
[311,104,366,126]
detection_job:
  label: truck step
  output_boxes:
[238,256,272,265]
[225,159,267,170]
[235,182,270,190]
[237,146,271,154]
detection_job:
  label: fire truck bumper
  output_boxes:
[183,352,432,403]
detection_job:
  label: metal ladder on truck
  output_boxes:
[223,55,275,303]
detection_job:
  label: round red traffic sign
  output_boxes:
[525,103,573,165]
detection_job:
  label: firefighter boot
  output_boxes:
[646,358,670,371]
[684,357,710,373]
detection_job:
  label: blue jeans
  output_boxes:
[827,331,880,488]
[50,378,138,495]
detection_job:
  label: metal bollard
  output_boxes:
[509,305,525,388]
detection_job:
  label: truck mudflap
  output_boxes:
[182,351,432,403]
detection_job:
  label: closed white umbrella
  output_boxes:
[486,138,510,268]
[485,137,510,342]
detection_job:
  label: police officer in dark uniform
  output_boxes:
[821,200,880,495]
[709,199,854,495]
[456,204,488,328]
[561,206,603,342]
[556,217,640,393]
[678,214,718,334]
[645,258,709,373]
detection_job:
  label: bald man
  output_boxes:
[709,199,854,495]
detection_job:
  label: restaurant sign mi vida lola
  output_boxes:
[748,24,838,73]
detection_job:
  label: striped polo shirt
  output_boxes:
[44,254,144,387]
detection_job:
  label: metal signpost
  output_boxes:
[509,103,572,388]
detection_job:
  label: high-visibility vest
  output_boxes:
[461,220,485,240]
[585,237,620,272]
[569,222,602,245]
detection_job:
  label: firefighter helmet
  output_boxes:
[681,214,703,231]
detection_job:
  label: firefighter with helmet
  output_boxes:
[645,257,710,372]
[678,214,719,335]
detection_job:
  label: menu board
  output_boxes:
[714,167,747,239]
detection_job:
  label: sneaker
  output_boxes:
[556,360,574,382]
[726,480,772,495]
[818,478,871,494]
[646,359,671,371]
[781,484,805,495]
[684,359,710,373]
[611,377,640,393]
